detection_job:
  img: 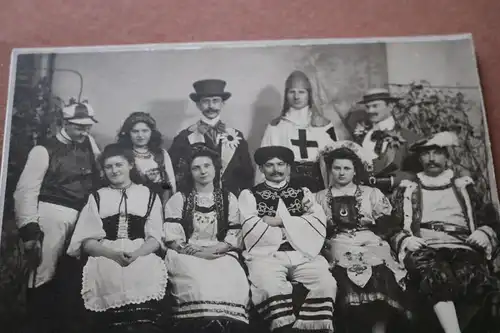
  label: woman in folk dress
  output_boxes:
[117,111,176,205]
[315,141,410,333]
[67,143,168,333]
[163,143,250,333]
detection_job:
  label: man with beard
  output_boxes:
[391,131,500,333]
[348,88,420,194]
[14,103,101,333]
[169,79,254,196]
[258,70,351,192]
[239,146,337,333]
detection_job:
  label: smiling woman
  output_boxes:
[66,143,168,332]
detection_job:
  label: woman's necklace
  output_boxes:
[133,147,152,159]
[330,184,357,197]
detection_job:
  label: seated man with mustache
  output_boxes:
[390,131,500,333]
[239,146,337,333]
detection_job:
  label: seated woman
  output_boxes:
[163,143,250,333]
[117,111,176,205]
[315,141,410,333]
[67,143,168,333]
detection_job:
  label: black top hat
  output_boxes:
[189,79,232,102]
[358,88,400,105]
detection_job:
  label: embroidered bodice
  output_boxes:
[251,181,305,217]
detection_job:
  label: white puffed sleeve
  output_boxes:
[67,194,105,258]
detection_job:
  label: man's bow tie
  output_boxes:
[197,120,226,135]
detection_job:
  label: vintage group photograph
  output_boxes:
[0,34,499,333]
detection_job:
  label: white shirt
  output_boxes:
[418,169,467,227]
[283,106,310,128]
[14,130,101,227]
[200,114,221,126]
[362,116,396,160]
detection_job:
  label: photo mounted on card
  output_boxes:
[1,34,499,333]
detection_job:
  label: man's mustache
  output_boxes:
[204,108,220,113]
[271,171,284,176]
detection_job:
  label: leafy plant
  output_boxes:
[391,81,492,203]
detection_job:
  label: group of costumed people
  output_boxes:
[12,69,500,333]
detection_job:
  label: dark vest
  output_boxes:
[179,189,231,242]
[251,181,305,218]
[39,136,99,211]
[93,189,156,241]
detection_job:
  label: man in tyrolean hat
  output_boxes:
[347,87,421,194]
[169,79,254,196]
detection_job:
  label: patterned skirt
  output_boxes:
[404,247,500,305]
[332,264,411,322]
[89,299,164,332]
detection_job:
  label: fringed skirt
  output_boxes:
[404,247,500,305]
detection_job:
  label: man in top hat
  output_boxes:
[347,88,420,194]
[390,131,500,332]
[258,70,351,192]
[169,79,254,196]
[14,102,102,332]
[239,145,336,333]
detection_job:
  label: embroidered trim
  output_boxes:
[81,255,168,312]
[454,176,475,233]
[400,181,417,235]
[326,185,363,232]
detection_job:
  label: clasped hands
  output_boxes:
[176,241,230,260]
[405,230,490,252]
[262,196,314,227]
[109,250,140,267]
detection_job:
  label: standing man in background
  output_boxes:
[14,103,101,333]
[169,79,254,196]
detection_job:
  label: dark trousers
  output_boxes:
[22,255,87,333]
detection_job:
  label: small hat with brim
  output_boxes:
[62,103,98,125]
[358,88,400,105]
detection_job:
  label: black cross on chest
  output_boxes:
[291,129,318,159]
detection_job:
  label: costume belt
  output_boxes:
[420,221,469,234]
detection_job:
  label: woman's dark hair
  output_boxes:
[324,147,368,185]
[117,112,163,154]
[99,143,142,185]
[179,143,222,193]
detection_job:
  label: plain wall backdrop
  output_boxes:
[50,39,483,159]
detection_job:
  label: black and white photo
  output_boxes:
[0,34,499,333]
